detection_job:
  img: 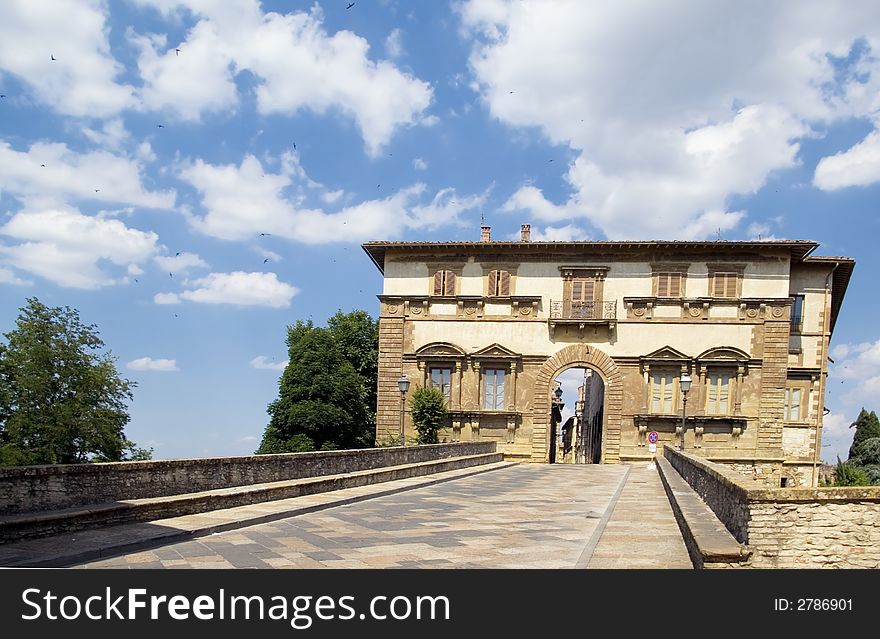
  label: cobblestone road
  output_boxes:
[75,463,692,569]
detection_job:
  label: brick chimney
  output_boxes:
[481,225,491,242]
[521,223,531,242]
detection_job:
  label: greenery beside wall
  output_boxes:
[0,298,150,466]
[257,310,378,454]
[409,386,448,445]
[835,408,880,486]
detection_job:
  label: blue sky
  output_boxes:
[1,0,879,463]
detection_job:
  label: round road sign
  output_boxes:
[648,431,659,445]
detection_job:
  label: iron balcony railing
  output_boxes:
[549,300,617,320]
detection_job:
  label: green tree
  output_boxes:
[848,408,880,460]
[409,386,448,444]
[257,312,377,454]
[834,458,871,487]
[0,298,147,466]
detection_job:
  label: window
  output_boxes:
[429,367,452,403]
[790,295,804,333]
[433,270,456,296]
[488,270,511,297]
[784,386,805,422]
[483,368,506,409]
[570,278,595,304]
[650,372,675,413]
[711,272,739,298]
[706,371,732,415]
[656,272,684,297]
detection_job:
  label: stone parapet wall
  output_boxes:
[0,442,496,515]
[664,446,880,568]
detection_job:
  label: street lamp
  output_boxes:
[397,374,410,447]
[679,372,692,451]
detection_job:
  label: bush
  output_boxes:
[409,386,448,445]
[834,458,872,486]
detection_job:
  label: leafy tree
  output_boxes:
[0,298,147,466]
[834,458,871,487]
[848,408,880,459]
[257,311,377,454]
[409,386,448,445]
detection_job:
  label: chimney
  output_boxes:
[481,225,491,242]
[521,224,531,242]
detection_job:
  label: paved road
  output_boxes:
[75,464,692,569]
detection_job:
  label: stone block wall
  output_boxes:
[0,442,496,515]
[665,446,880,568]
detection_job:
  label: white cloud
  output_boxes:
[180,153,486,243]
[0,204,160,288]
[131,2,432,154]
[385,28,405,59]
[154,251,209,273]
[529,224,590,242]
[250,355,288,370]
[824,338,880,462]
[413,157,428,170]
[459,0,880,238]
[814,129,880,190]
[158,271,298,308]
[81,118,130,150]
[0,267,32,286]
[0,140,175,209]
[127,357,179,372]
[321,189,344,205]
[0,0,135,117]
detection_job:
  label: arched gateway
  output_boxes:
[531,344,623,463]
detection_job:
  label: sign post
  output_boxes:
[647,431,659,469]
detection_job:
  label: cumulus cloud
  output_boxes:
[156,271,298,308]
[130,1,432,154]
[179,153,485,243]
[459,0,880,238]
[250,355,288,370]
[0,267,32,286]
[814,129,880,190]
[0,140,175,209]
[385,28,404,59]
[413,157,428,170]
[0,203,160,288]
[0,0,135,117]
[154,251,209,273]
[127,357,179,371]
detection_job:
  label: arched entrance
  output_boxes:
[531,345,623,463]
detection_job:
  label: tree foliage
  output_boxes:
[835,408,880,486]
[257,311,378,454]
[0,298,148,466]
[409,385,448,445]
[834,458,871,487]
[848,409,880,459]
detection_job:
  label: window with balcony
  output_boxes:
[790,294,804,333]
[432,270,456,296]
[483,368,506,409]
[429,367,452,403]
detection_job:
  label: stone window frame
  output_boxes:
[651,263,688,298]
[426,263,465,298]
[559,266,609,311]
[704,368,735,416]
[707,263,745,299]
[482,367,507,410]
[413,342,468,411]
[649,368,680,415]
[784,379,811,423]
[695,347,749,417]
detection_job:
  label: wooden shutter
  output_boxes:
[433,271,444,295]
[713,272,738,298]
[488,270,499,296]
[499,271,510,296]
[668,273,681,296]
[444,271,455,296]
[658,273,669,297]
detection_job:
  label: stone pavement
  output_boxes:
[74,463,692,569]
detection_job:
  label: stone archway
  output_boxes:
[531,344,623,463]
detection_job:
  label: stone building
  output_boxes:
[362,226,854,487]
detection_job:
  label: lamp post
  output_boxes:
[679,372,692,451]
[397,374,410,447]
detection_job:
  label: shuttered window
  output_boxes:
[706,371,732,415]
[570,278,595,303]
[712,272,739,298]
[651,372,675,413]
[483,368,506,409]
[488,270,511,297]
[656,272,683,297]
[433,270,456,296]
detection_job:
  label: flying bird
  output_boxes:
[0,95,6,98]
[40,163,45,167]
[259,232,272,236]
[51,54,56,61]
[169,272,173,278]
[175,252,180,256]
[263,258,269,264]
[157,124,165,128]
[292,142,296,150]
[175,48,181,56]
[347,2,355,8]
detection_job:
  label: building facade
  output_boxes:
[363,227,854,487]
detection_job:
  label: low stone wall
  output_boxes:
[0,442,496,515]
[664,446,880,568]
